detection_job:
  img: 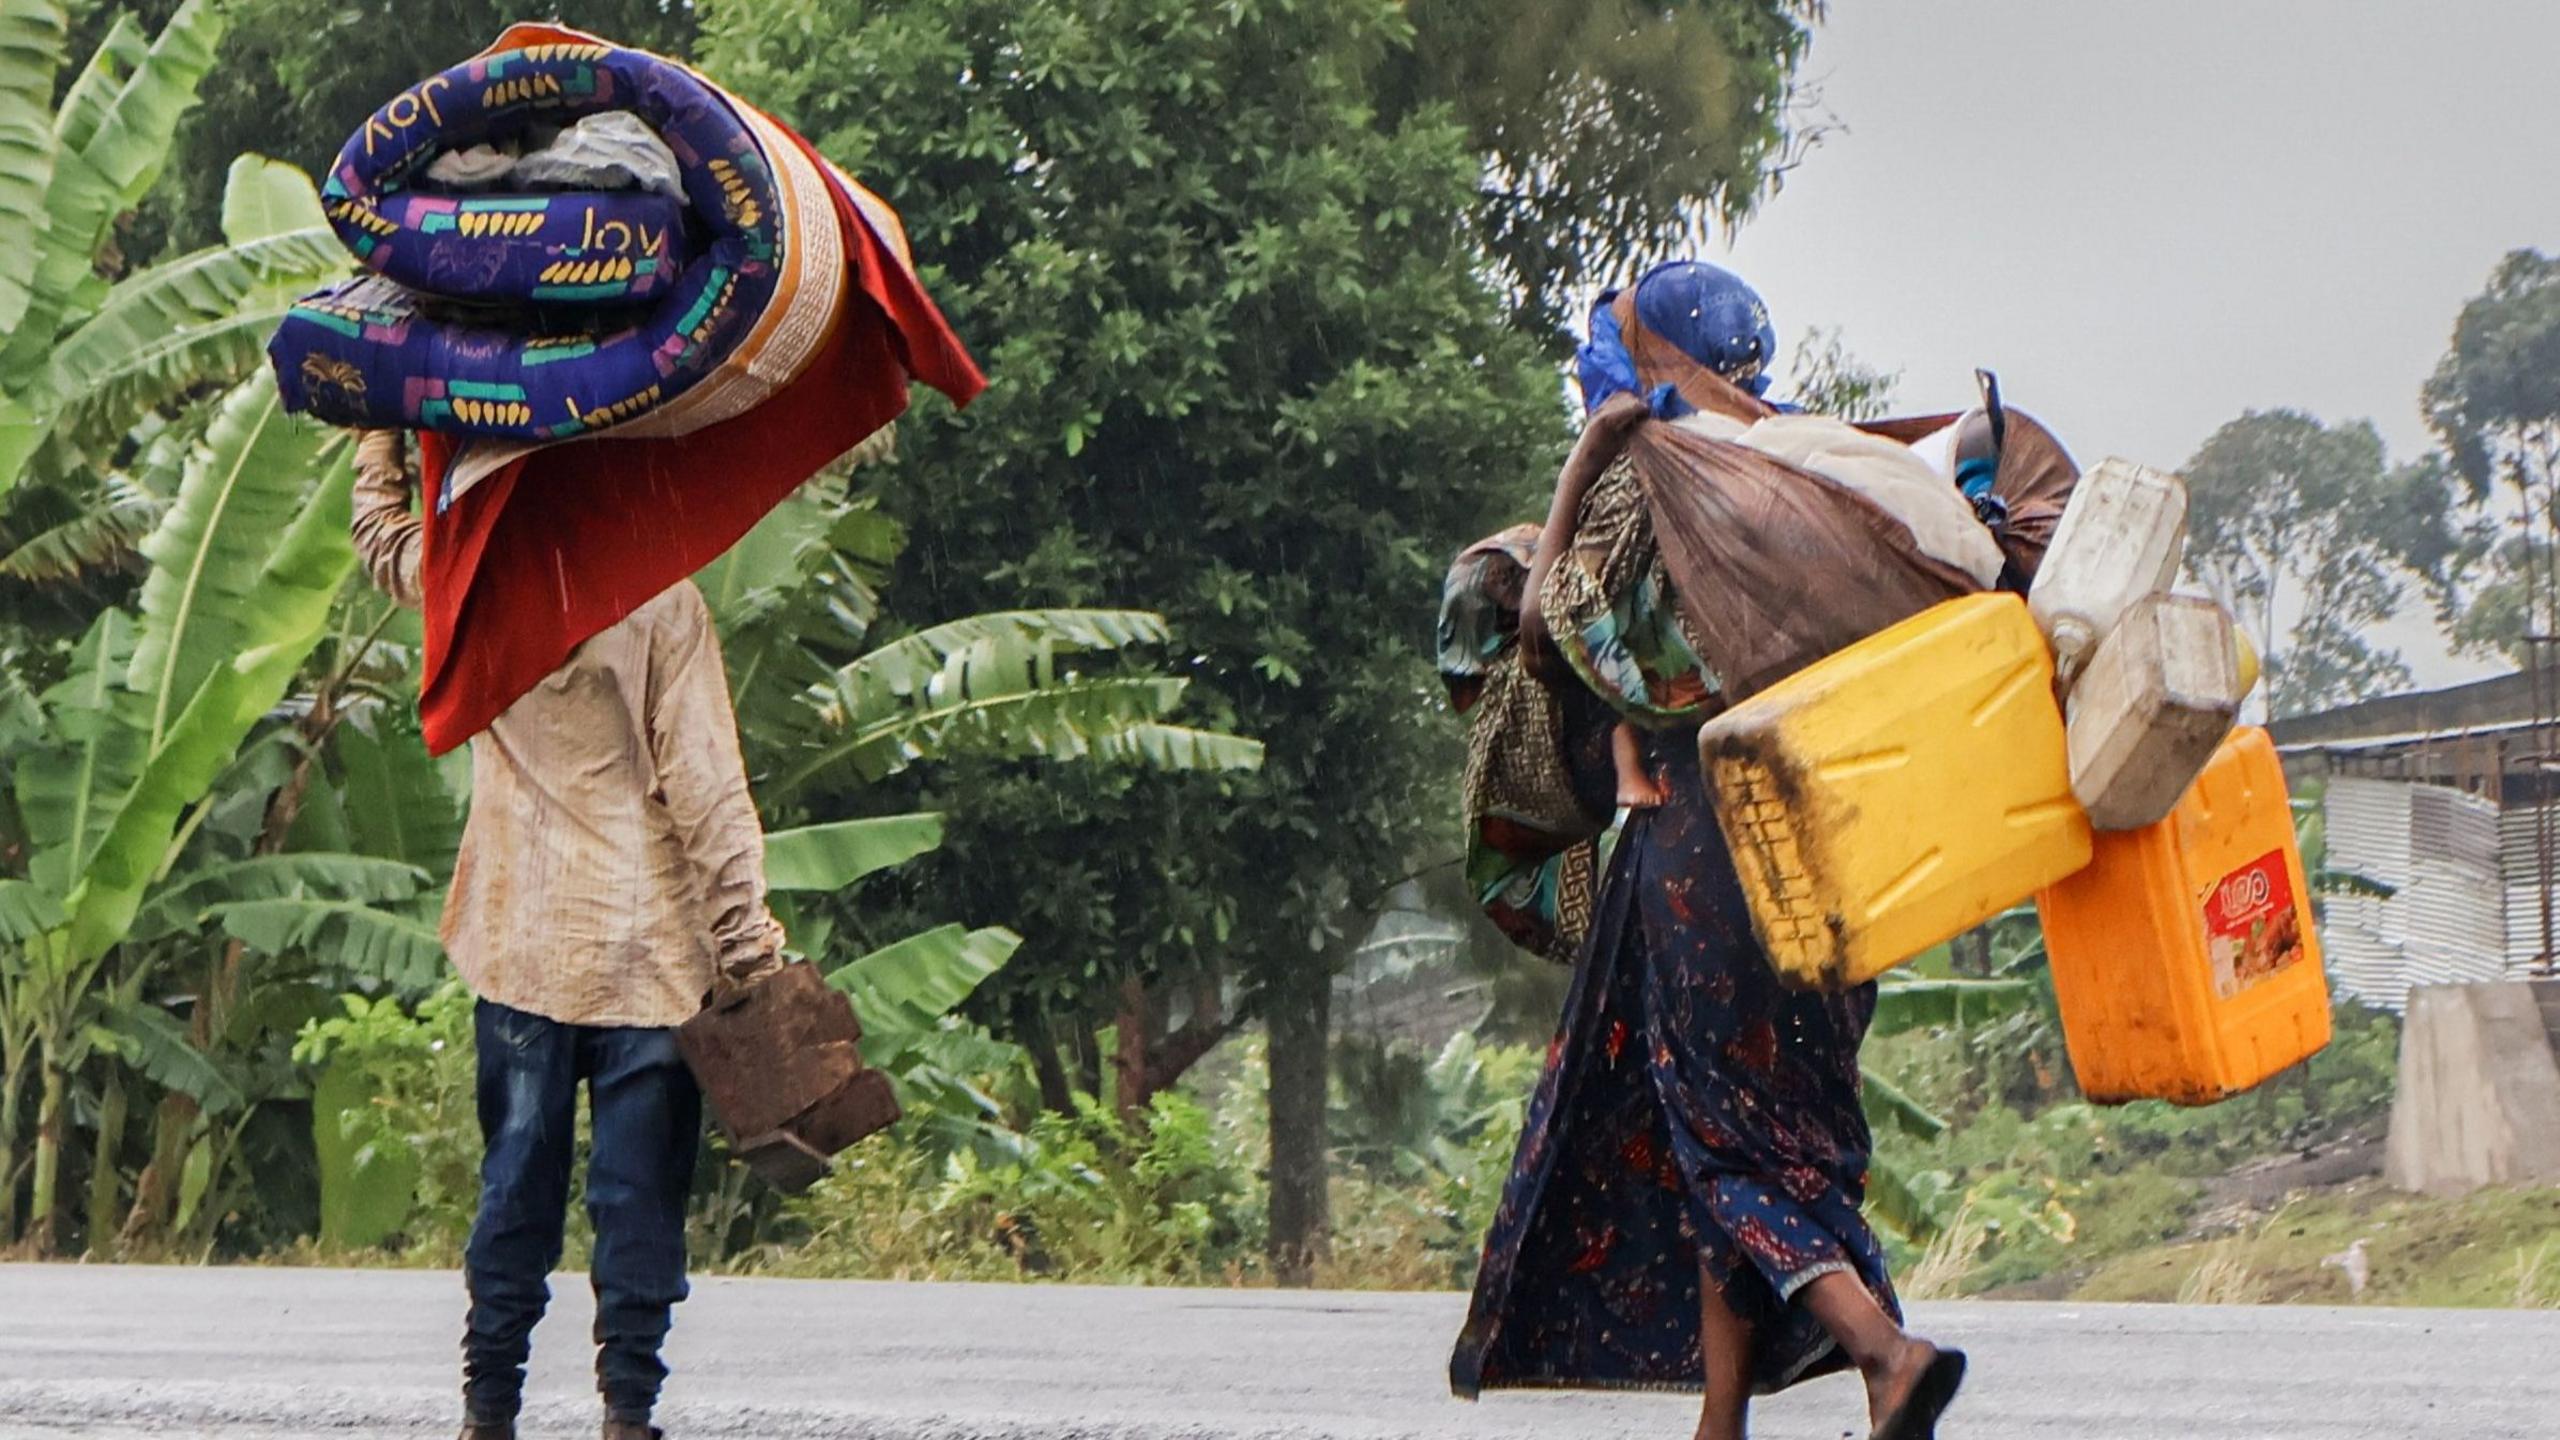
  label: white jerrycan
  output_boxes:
[2066,592,2245,831]
[2029,458,2190,687]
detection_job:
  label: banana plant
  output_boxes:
[0,0,345,530]
[697,483,1265,808]
[0,368,359,1254]
[715,479,1266,1155]
[727,485,1265,1149]
[763,813,1032,1156]
[1859,954,2054,1245]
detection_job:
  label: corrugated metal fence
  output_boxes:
[2324,776,2547,1011]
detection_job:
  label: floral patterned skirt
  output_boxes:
[1450,742,1896,1398]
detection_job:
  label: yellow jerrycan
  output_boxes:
[2037,726,2332,1104]
[1698,592,2093,990]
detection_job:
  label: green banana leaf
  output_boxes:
[1091,723,1263,772]
[100,999,244,1114]
[208,899,446,995]
[0,878,66,944]
[835,609,1173,710]
[62,397,355,962]
[14,611,146,895]
[1861,1064,1949,1142]
[47,13,144,156]
[699,489,845,636]
[764,813,947,892]
[219,153,331,245]
[128,372,342,746]
[133,855,428,943]
[334,718,466,874]
[0,655,36,748]
[0,0,67,336]
[773,609,1271,795]
[782,668,1189,796]
[73,0,217,204]
[0,0,224,387]
[1869,976,2046,1037]
[828,923,1021,1038]
[0,472,160,582]
[0,391,38,493]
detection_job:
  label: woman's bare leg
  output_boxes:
[1694,1262,1753,1440]
[1797,1271,1961,1437]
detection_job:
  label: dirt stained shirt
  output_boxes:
[349,432,782,1028]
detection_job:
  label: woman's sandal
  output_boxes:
[1872,1347,1967,1440]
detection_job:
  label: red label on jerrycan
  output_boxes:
[2201,849,2305,999]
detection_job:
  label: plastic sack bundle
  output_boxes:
[417,112,685,198]
[1729,414,2007,588]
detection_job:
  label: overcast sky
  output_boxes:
[1711,1,2558,686]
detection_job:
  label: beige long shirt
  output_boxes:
[350,432,783,1028]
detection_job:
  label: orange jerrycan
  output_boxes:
[2037,726,2332,1104]
[1699,592,2093,990]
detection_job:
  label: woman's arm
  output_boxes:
[1521,392,1648,685]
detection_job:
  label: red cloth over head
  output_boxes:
[415,124,984,755]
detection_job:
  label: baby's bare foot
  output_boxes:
[1617,778,1666,809]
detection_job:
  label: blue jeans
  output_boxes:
[463,1000,701,1426]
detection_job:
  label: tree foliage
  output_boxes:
[1389,0,1826,334]
[1785,326,1898,420]
[2179,409,2452,718]
[702,0,1588,1275]
[2425,249,2560,663]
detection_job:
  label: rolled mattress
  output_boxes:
[271,38,844,445]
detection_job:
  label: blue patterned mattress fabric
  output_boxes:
[361,188,695,306]
[269,39,786,442]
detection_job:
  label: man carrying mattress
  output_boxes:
[348,428,784,1440]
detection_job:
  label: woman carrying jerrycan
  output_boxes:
[1440,261,2087,1440]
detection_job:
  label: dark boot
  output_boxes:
[458,1424,515,1440]
[601,1422,664,1440]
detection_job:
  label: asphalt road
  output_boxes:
[0,1265,2553,1439]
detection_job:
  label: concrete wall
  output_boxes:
[2385,980,2560,1196]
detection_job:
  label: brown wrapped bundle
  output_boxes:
[1571,290,2081,712]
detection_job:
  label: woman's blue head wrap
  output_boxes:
[1574,261,1779,417]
